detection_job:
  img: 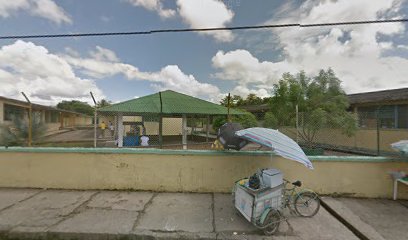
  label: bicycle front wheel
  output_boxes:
[294,191,320,217]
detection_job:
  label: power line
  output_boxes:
[1,19,407,40]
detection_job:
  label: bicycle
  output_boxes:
[281,178,321,218]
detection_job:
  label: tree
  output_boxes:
[56,100,94,116]
[220,95,244,107]
[0,113,46,146]
[267,69,357,146]
[96,99,111,108]
[244,94,263,105]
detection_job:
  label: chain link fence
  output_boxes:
[0,111,218,149]
[275,107,408,156]
[1,95,408,156]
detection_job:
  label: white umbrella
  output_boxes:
[235,127,313,169]
[391,140,408,154]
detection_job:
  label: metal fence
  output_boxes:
[275,108,408,156]
[1,100,407,156]
[0,108,218,150]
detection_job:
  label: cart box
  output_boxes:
[261,169,283,188]
[234,183,282,221]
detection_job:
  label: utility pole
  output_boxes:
[90,92,97,148]
[21,92,32,147]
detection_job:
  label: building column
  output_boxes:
[182,114,187,150]
[118,113,124,148]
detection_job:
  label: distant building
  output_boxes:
[239,104,269,120]
[348,88,408,129]
[0,96,93,134]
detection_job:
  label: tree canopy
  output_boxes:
[219,94,270,108]
[264,69,357,145]
[56,100,94,116]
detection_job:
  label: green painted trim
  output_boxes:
[0,147,406,162]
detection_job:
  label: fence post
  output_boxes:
[21,92,32,147]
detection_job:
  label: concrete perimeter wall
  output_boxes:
[0,148,407,199]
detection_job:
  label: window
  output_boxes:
[45,111,60,123]
[358,105,408,129]
[4,104,25,121]
[358,106,377,128]
[397,105,408,129]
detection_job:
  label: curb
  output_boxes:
[320,198,368,240]
[1,230,218,240]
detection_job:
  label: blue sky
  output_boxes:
[0,0,407,105]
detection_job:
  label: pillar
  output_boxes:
[118,113,124,148]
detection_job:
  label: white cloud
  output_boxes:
[0,0,71,24]
[214,0,408,95]
[127,0,175,18]
[89,46,120,62]
[176,0,235,42]
[230,86,269,99]
[0,41,104,105]
[63,46,221,101]
[148,65,220,99]
[212,49,294,85]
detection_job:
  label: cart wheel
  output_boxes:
[294,191,320,217]
[262,209,281,235]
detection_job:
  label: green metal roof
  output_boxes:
[98,90,246,115]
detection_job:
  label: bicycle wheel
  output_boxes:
[262,209,281,235]
[294,191,320,217]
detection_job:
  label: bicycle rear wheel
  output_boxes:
[262,209,281,235]
[294,191,320,217]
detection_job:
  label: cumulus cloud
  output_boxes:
[126,0,176,18]
[126,0,235,42]
[176,0,235,42]
[212,49,295,85]
[0,41,104,105]
[0,0,71,24]
[213,0,408,95]
[63,46,221,100]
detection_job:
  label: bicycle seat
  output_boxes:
[292,180,302,187]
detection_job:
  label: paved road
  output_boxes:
[44,129,115,142]
[0,188,361,240]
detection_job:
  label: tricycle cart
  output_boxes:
[231,128,319,235]
[233,169,284,235]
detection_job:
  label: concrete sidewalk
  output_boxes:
[322,197,408,240]
[0,188,359,240]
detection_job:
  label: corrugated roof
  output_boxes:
[98,90,245,115]
[348,88,408,105]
